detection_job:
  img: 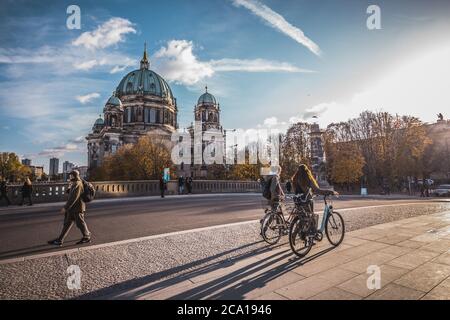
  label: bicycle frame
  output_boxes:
[318,196,332,232]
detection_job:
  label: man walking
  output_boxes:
[48,170,91,246]
[0,180,11,206]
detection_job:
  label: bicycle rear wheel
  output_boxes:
[289,216,312,257]
[261,213,283,245]
[325,211,345,246]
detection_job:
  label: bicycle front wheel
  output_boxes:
[261,213,283,245]
[289,216,312,257]
[325,211,345,246]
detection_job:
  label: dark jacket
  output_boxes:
[0,182,7,194]
[64,178,85,213]
[21,183,32,196]
[159,178,166,190]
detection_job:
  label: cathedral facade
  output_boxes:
[86,47,225,178]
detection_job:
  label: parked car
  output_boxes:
[431,184,450,197]
[417,178,434,186]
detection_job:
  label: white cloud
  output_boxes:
[232,0,321,56]
[74,59,101,71]
[0,45,136,75]
[76,92,100,104]
[154,40,214,85]
[68,136,86,144]
[287,44,450,128]
[38,143,79,158]
[263,116,279,127]
[110,64,132,74]
[153,40,312,85]
[210,58,314,73]
[0,17,137,75]
[72,17,136,50]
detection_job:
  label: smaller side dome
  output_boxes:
[94,115,104,127]
[106,93,122,107]
[197,86,217,105]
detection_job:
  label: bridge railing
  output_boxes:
[2,180,262,205]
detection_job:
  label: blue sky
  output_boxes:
[1,0,449,172]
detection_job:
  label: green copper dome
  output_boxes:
[106,95,122,107]
[116,69,174,103]
[197,87,217,105]
[94,116,104,126]
[115,45,174,105]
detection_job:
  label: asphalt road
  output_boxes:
[0,193,446,261]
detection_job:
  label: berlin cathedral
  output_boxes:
[86,46,224,178]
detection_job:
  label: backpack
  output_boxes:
[81,179,95,203]
[262,176,273,200]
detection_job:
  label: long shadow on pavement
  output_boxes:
[76,241,336,300]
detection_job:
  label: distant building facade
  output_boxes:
[178,87,225,178]
[86,46,226,179]
[29,166,44,180]
[49,158,59,177]
[426,116,450,180]
[86,46,177,171]
[309,123,328,186]
[62,161,74,181]
[21,158,31,166]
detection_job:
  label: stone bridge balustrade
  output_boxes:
[3,180,262,205]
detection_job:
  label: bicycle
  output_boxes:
[260,195,297,245]
[289,193,345,257]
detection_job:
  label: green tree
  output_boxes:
[280,122,312,180]
[93,136,173,181]
[0,152,31,182]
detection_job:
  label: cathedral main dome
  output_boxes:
[116,69,174,103]
[115,45,175,105]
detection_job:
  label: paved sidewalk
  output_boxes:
[1,211,450,300]
[113,211,450,300]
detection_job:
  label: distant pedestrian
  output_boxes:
[424,180,430,197]
[0,180,11,206]
[186,176,193,194]
[420,183,425,197]
[20,177,33,206]
[178,176,185,194]
[48,170,91,246]
[159,176,166,198]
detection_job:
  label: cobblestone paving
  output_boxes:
[1,202,450,299]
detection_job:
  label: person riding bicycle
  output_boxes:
[292,164,338,212]
[269,166,285,214]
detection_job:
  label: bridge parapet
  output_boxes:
[3,180,261,205]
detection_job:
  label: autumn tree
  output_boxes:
[0,152,31,182]
[94,135,173,181]
[325,111,432,191]
[280,122,312,180]
[329,142,365,189]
